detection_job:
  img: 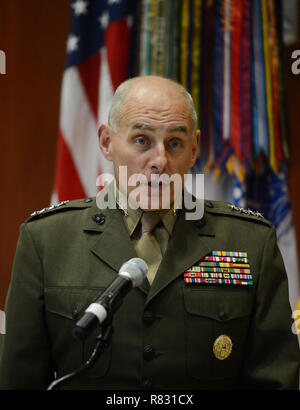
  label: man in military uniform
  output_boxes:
[0,76,299,389]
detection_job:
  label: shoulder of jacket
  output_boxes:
[25,197,95,223]
[204,200,273,227]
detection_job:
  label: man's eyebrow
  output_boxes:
[131,123,188,134]
[132,123,155,131]
[167,125,188,134]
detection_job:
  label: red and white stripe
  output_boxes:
[52,17,131,203]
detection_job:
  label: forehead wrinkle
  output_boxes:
[120,93,194,134]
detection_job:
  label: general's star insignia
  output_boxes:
[30,200,69,217]
[229,204,263,218]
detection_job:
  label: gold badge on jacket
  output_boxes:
[183,250,253,286]
[213,334,233,360]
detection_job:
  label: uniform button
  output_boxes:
[72,309,79,320]
[218,311,228,321]
[143,345,155,360]
[93,213,106,225]
[142,380,152,389]
[143,310,155,324]
[84,198,93,203]
[206,201,214,208]
[195,219,205,229]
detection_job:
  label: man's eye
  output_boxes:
[135,136,147,145]
[169,139,181,149]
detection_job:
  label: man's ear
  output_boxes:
[190,129,200,167]
[98,123,113,161]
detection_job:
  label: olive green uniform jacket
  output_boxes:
[0,197,299,389]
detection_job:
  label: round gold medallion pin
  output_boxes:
[213,334,233,360]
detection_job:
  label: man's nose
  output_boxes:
[149,143,167,173]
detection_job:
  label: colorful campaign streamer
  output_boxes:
[138,0,289,180]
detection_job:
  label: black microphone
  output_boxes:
[72,258,148,340]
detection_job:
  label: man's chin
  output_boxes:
[138,193,173,211]
[126,183,179,211]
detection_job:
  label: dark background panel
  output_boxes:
[0,0,71,307]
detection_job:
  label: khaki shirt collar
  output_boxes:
[115,186,179,237]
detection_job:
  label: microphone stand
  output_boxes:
[47,303,114,390]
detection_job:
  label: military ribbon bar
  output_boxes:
[184,272,253,280]
[212,250,248,257]
[187,266,251,274]
[184,277,253,286]
[203,256,248,263]
[184,250,253,286]
[196,261,250,268]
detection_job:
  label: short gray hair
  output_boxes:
[108,76,198,133]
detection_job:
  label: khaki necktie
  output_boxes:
[135,212,162,285]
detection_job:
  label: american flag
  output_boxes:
[52,0,138,203]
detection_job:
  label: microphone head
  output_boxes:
[119,258,148,287]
